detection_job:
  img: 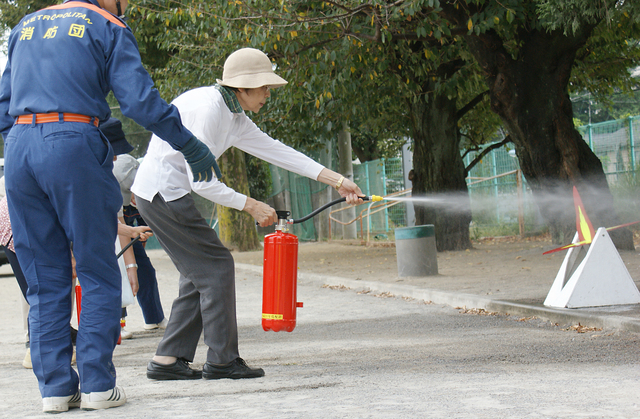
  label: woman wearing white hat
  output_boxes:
[132,48,363,381]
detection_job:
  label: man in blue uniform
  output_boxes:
[0,0,218,413]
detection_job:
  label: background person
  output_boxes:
[133,48,364,382]
[0,0,217,411]
[113,149,168,333]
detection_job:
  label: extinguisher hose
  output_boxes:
[291,195,380,224]
[116,235,142,259]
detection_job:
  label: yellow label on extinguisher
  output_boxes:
[262,313,283,320]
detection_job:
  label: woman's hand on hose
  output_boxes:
[337,177,364,205]
[316,168,364,205]
[131,226,153,242]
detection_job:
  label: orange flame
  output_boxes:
[573,186,595,243]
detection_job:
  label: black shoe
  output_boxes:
[147,358,202,380]
[202,357,265,380]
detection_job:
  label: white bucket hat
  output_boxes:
[113,154,140,206]
[216,48,288,89]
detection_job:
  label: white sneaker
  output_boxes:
[22,347,32,369]
[144,318,168,330]
[81,386,126,410]
[120,327,133,340]
[43,391,81,413]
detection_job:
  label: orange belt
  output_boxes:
[16,113,99,127]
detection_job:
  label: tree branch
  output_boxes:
[464,136,512,174]
[456,90,489,122]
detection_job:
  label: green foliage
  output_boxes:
[572,89,640,125]
[570,16,640,103]
[536,0,640,35]
[125,0,489,158]
[245,154,272,202]
[0,0,56,32]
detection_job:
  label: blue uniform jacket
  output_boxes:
[0,0,193,149]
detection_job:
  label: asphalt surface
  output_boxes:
[1,247,640,418]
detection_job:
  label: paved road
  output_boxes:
[1,253,640,418]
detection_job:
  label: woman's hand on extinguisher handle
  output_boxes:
[244,197,278,227]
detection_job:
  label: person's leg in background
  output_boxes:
[132,240,166,328]
[4,245,33,369]
[120,308,132,339]
[21,294,30,368]
[123,205,166,329]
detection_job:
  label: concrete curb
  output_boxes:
[236,263,640,333]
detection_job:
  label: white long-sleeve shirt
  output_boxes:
[132,86,324,210]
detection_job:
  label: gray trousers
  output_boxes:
[135,193,239,364]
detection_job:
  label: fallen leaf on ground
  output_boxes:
[564,323,602,333]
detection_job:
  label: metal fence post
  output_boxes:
[516,169,525,237]
[381,158,389,232]
[629,116,636,175]
[491,150,499,223]
[365,161,371,232]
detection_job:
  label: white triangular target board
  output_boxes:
[544,227,640,308]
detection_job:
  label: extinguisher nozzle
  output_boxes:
[362,195,383,202]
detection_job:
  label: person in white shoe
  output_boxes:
[133,48,364,381]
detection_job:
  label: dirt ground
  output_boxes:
[232,233,640,304]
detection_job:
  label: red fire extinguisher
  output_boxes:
[262,211,303,332]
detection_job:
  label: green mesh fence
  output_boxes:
[578,116,640,184]
[383,158,407,229]
[464,145,528,226]
[268,165,326,241]
[352,158,407,234]
[353,160,387,232]
[464,115,640,233]
[266,158,407,240]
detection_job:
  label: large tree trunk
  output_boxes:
[218,147,262,251]
[408,89,473,251]
[464,27,634,249]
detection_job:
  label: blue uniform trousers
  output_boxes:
[4,122,122,397]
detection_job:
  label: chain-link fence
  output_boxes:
[579,116,640,184]
[352,158,406,234]
[463,115,640,236]
[463,147,542,237]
